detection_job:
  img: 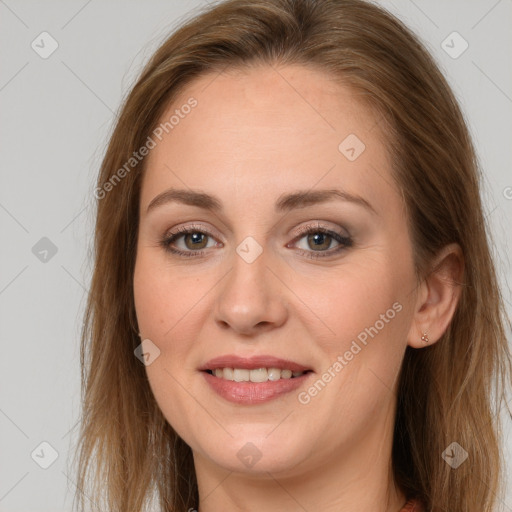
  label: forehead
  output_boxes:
[140,64,396,216]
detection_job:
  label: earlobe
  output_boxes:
[407,243,464,348]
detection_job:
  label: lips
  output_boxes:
[199,355,313,404]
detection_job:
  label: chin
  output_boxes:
[191,428,310,476]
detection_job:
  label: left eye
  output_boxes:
[288,227,353,258]
[293,230,342,252]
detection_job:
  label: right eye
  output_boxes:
[161,227,222,257]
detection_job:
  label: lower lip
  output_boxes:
[201,371,312,404]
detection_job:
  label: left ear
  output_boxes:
[407,243,464,348]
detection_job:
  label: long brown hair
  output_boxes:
[73,1,512,511]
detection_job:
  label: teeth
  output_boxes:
[281,369,292,379]
[233,369,250,382]
[249,368,268,383]
[267,368,281,381]
[223,367,234,380]
[209,367,307,382]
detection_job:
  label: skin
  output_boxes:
[133,64,462,512]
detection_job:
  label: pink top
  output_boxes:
[398,498,424,511]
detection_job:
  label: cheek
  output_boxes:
[289,257,414,420]
[133,254,192,392]
[134,251,196,340]
[133,250,216,382]
[295,263,406,351]
[133,254,202,438]
[290,269,410,438]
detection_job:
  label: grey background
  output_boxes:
[0,0,511,510]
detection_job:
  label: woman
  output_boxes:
[74,1,512,511]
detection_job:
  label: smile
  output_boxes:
[199,355,314,404]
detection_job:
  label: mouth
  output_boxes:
[199,355,314,404]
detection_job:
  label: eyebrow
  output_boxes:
[146,188,376,215]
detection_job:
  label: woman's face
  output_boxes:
[134,64,419,477]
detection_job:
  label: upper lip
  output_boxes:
[199,355,312,373]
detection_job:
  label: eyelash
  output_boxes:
[160,223,353,259]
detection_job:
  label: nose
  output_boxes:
[213,247,288,337]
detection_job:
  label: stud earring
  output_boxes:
[421,332,429,343]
